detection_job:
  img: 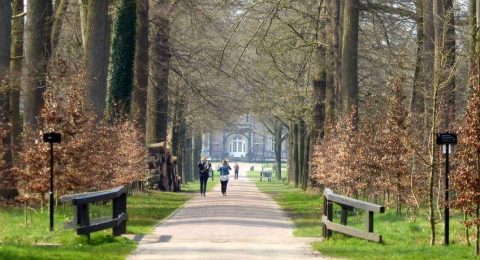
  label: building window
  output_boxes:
[232,136,243,152]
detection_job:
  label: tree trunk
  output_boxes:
[0,0,12,171]
[274,124,283,180]
[0,0,11,77]
[51,0,69,52]
[146,11,170,143]
[287,124,294,185]
[428,71,440,246]
[312,44,327,141]
[183,133,192,182]
[171,84,187,183]
[303,131,311,191]
[434,0,455,131]
[410,0,425,114]
[10,0,24,165]
[192,131,202,181]
[106,0,137,121]
[423,0,435,127]
[132,0,149,134]
[84,0,109,119]
[340,0,359,123]
[325,0,341,128]
[23,0,53,127]
[469,0,477,78]
[78,0,88,50]
[293,123,300,187]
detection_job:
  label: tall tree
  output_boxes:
[23,0,53,127]
[340,0,359,124]
[423,0,435,124]
[434,0,456,130]
[106,0,137,121]
[146,1,176,143]
[325,0,341,126]
[84,0,109,119]
[10,0,24,163]
[0,0,12,169]
[132,0,149,132]
[51,0,69,52]
[410,0,425,114]
[0,0,11,78]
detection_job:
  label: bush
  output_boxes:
[13,62,147,201]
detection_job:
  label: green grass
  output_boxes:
[0,177,216,260]
[247,170,478,259]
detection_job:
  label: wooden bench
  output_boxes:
[322,188,385,243]
[60,186,128,240]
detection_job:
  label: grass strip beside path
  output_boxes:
[247,170,477,259]
[0,177,215,260]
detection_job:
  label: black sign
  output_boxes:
[436,133,457,145]
[43,132,62,143]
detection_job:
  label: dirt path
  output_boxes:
[128,163,323,260]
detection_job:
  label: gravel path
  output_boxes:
[128,163,324,260]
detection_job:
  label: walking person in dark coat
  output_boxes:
[234,163,239,180]
[198,157,211,197]
[218,160,231,196]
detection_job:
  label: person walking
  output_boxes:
[234,163,239,180]
[198,157,211,197]
[218,160,231,196]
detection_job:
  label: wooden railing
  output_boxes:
[322,188,385,243]
[60,186,127,239]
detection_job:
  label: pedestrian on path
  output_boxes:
[198,157,211,197]
[234,163,239,180]
[218,160,231,196]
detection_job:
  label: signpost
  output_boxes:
[436,132,457,246]
[43,132,62,232]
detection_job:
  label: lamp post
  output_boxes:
[436,132,457,246]
[43,132,62,231]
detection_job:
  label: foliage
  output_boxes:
[13,62,147,199]
[311,76,414,212]
[452,74,480,227]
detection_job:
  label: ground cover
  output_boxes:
[247,170,477,259]
[0,176,216,260]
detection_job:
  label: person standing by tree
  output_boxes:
[218,160,231,196]
[197,157,210,197]
[234,163,239,180]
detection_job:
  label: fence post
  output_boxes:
[365,210,374,233]
[341,206,348,225]
[326,200,333,238]
[322,196,327,238]
[112,193,127,236]
[78,203,90,240]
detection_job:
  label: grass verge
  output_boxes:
[247,170,478,259]
[0,176,217,260]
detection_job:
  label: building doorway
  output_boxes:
[228,135,247,158]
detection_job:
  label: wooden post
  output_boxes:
[112,193,127,236]
[78,203,90,240]
[341,207,348,225]
[365,211,374,233]
[323,196,327,238]
[326,200,333,238]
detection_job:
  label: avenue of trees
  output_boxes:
[0,0,479,255]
